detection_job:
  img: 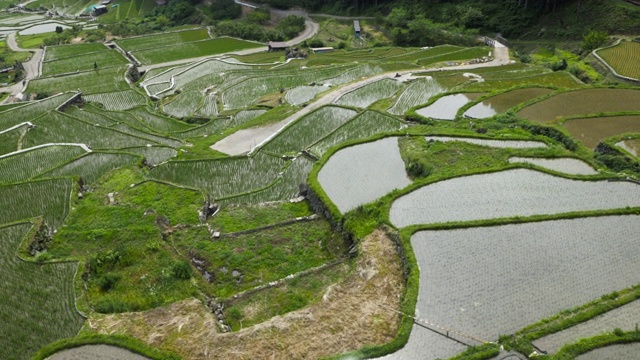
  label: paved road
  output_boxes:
[212,41,511,156]
[0,32,43,98]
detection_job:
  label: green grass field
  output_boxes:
[42,49,130,76]
[115,28,210,52]
[27,66,130,94]
[130,37,263,65]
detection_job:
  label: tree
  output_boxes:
[55,26,63,34]
[582,30,608,53]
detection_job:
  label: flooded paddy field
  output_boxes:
[518,89,640,123]
[416,93,484,120]
[410,215,640,342]
[534,300,640,353]
[48,345,150,360]
[616,138,640,157]
[424,136,547,149]
[563,115,640,149]
[576,343,640,360]
[318,137,411,213]
[464,88,552,119]
[390,168,640,228]
[508,157,598,175]
[377,324,466,360]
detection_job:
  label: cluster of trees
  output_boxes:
[42,25,106,46]
[215,12,306,42]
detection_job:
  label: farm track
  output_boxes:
[212,40,511,156]
[0,32,43,99]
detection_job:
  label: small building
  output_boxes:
[354,20,361,37]
[268,41,288,51]
[310,47,334,53]
[92,4,107,15]
[155,0,167,5]
[99,0,111,4]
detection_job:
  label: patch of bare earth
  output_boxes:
[88,229,405,359]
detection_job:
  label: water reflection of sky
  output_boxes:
[416,93,474,120]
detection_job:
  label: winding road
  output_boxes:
[0,32,43,99]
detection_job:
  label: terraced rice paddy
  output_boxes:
[83,90,147,111]
[318,137,411,213]
[0,223,85,360]
[518,89,640,123]
[463,87,553,118]
[335,78,405,108]
[286,85,329,105]
[128,107,194,133]
[232,109,266,126]
[508,157,598,175]
[27,67,130,94]
[424,136,547,149]
[130,38,262,65]
[41,48,129,76]
[41,152,141,184]
[0,178,73,228]
[0,93,76,129]
[380,326,466,360]
[534,300,640,353]
[596,40,640,80]
[390,168,640,228]
[115,29,211,52]
[410,215,640,342]
[388,77,446,115]
[576,343,640,359]
[0,145,87,184]
[416,93,483,120]
[616,138,640,157]
[563,115,640,149]
[162,90,202,118]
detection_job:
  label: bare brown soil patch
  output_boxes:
[88,229,405,359]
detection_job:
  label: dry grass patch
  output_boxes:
[87,229,405,359]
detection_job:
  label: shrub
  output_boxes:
[307,39,324,48]
[171,260,192,280]
[96,273,121,291]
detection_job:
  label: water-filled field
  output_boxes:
[562,115,640,149]
[390,168,640,228]
[416,93,483,120]
[508,157,598,175]
[576,343,640,360]
[411,215,640,341]
[388,77,445,115]
[425,136,547,149]
[518,89,640,123]
[616,138,640,157]
[318,137,411,213]
[534,300,640,353]
[48,345,150,360]
[379,326,466,360]
[463,87,552,118]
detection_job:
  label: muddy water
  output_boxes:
[318,137,411,213]
[390,168,640,228]
[409,215,640,343]
[416,93,483,120]
[48,345,151,360]
[563,115,640,149]
[518,89,640,123]
[616,138,640,157]
[464,87,552,119]
[508,157,598,175]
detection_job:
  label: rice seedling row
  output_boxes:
[261,106,357,155]
[0,93,75,130]
[130,38,262,65]
[121,146,177,166]
[128,107,194,133]
[596,41,640,80]
[219,156,314,206]
[409,215,640,342]
[65,106,118,126]
[0,126,26,155]
[285,85,330,105]
[416,46,490,66]
[27,67,130,94]
[44,42,106,61]
[106,123,183,148]
[0,145,87,184]
[534,300,640,353]
[41,49,129,76]
[40,152,141,184]
[115,29,210,52]
[390,168,640,228]
[310,110,405,157]
[383,45,462,63]
[148,152,286,199]
[195,94,219,117]
[24,112,154,149]
[318,137,411,213]
[162,90,202,118]
[171,59,249,91]
[0,223,85,360]
[388,77,447,115]
[335,78,405,108]
[424,136,548,149]
[320,64,382,86]
[171,117,231,139]
[230,109,266,127]
[576,344,640,359]
[0,178,73,228]
[83,90,147,111]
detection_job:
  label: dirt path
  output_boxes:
[212,41,511,155]
[89,229,404,360]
